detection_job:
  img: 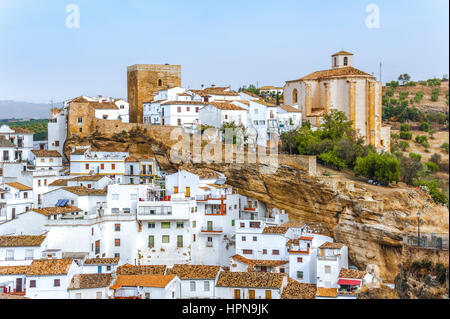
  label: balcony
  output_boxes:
[200,227,223,234]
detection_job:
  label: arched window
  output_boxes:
[292,88,298,104]
[344,57,348,66]
[158,79,162,86]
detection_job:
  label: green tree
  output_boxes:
[320,110,353,141]
[441,142,449,154]
[398,74,411,85]
[354,152,400,185]
[420,121,430,132]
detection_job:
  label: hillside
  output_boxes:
[0,100,58,119]
[63,123,449,282]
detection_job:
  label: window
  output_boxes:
[148,222,155,228]
[106,266,111,271]
[344,56,348,66]
[240,222,245,228]
[177,235,183,248]
[192,221,196,228]
[44,179,47,186]
[145,293,150,299]
[190,281,196,292]
[95,240,100,254]
[96,291,102,299]
[158,79,162,86]
[6,250,14,261]
[85,164,89,170]
[231,220,235,226]
[177,107,181,113]
[24,192,28,199]
[177,119,181,126]
[325,265,331,274]
[123,208,131,214]
[225,114,228,120]
[253,236,257,242]
[54,279,60,287]
[272,250,280,255]
[186,107,190,112]
[38,180,41,186]
[161,222,171,229]
[30,280,36,288]
[115,239,120,247]
[111,164,115,170]
[78,117,83,124]
[195,107,199,113]
[115,224,121,231]
[242,249,253,255]
[101,164,104,170]
[111,208,119,214]
[263,249,267,255]
[79,128,82,133]
[55,140,60,147]
[292,88,298,104]
[114,253,120,258]
[242,236,246,242]
[297,271,304,279]
[204,281,210,292]
[249,222,260,228]
[25,249,33,260]
[148,236,155,248]
[162,235,170,243]
[176,222,184,229]
[297,257,303,263]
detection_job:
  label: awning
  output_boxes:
[110,285,121,290]
[338,279,361,286]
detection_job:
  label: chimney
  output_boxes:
[211,84,215,88]
[201,84,204,89]
[98,95,103,103]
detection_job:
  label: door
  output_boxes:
[16,278,22,292]
[265,290,272,299]
[174,187,178,194]
[249,290,255,299]
[98,266,102,274]
[12,208,15,220]
[234,289,240,299]
[177,235,183,248]
[207,221,213,231]
[186,187,190,197]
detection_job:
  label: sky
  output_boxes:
[0,0,448,103]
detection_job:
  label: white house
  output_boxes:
[0,265,28,296]
[0,235,48,266]
[0,182,33,222]
[276,105,302,133]
[316,242,348,298]
[112,274,180,299]
[166,264,221,299]
[160,101,206,126]
[0,125,34,164]
[215,271,288,299]
[26,258,81,299]
[68,273,114,299]
[199,102,247,129]
[82,257,120,274]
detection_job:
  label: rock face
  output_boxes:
[64,126,449,281]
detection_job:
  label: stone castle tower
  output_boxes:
[127,64,182,123]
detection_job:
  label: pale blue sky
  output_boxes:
[0,0,448,103]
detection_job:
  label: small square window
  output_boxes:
[54,279,60,287]
[115,239,120,247]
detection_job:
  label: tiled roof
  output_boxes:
[240,91,261,99]
[116,264,167,275]
[216,271,286,289]
[62,186,107,196]
[0,293,30,299]
[166,264,220,280]
[278,105,301,113]
[31,150,62,158]
[332,50,354,56]
[281,278,316,299]
[252,100,277,107]
[259,86,283,90]
[201,88,239,96]
[5,182,32,191]
[33,206,82,216]
[293,67,373,82]
[84,257,120,265]
[0,265,29,275]
[231,255,288,268]
[114,275,175,288]
[319,242,345,249]
[0,235,46,247]
[88,102,119,110]
[262,226,289,234]
[10,127,33,134]
[339,268,367,279]
[0,136,15,147]
[27,259,74,276]
[316,287,338,298]
[233,100,250,106]
[209,102,246,111]
[68,274,113,290]
[161,101,207,106]
[48,179,68,186]
[69,174,105,182]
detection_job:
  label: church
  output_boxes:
[283,51,390,152]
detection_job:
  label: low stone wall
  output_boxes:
[401,244,449,267]
[278,154,317,176]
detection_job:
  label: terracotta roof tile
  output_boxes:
[161,101,207,106]
[166,264,220,280]
[209,102,246,111]
[294,67,373,81]
[116,264,166,275]
[31,150,62,158]
[68,274,113,290]
[5,182,32,191]
[262,226,289,234]
[88,101,119,110]
[84,257,119,265]
[69,174,105,182]
[33,206,82,216]
[316,287,338,297]
[231,255,288,268]
[278,105,301,113]
[62,186,107,196]
[71,148,89,155]
[0,235,46,247]
[332,50,354,56]
[216,271,286,289]
[27,259,74,276]
[0,266,29,275]
[281,278,316,299]
[114,275,175,288]
[48,179,68,186]
[280,221,305,228]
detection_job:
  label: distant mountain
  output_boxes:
[0,100,62,119]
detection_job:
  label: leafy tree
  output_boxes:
[320,110,353,141]
[354,152,400,185]
[431,88,439,102]
[415,135,429,148]
[420,121,430,132]
[399,91,409,100]
[414,91,424,103]
[400,123,410,132]
[399,153,423,185]
[414,178,448,206]
[399,141,410,151]
[386,81,399,88]
[400,131,412,140]
[424,161,439,173]
[319,150,347,170]
[398,74,411,85]
[385,87,395,97]
[441,142,449,154]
